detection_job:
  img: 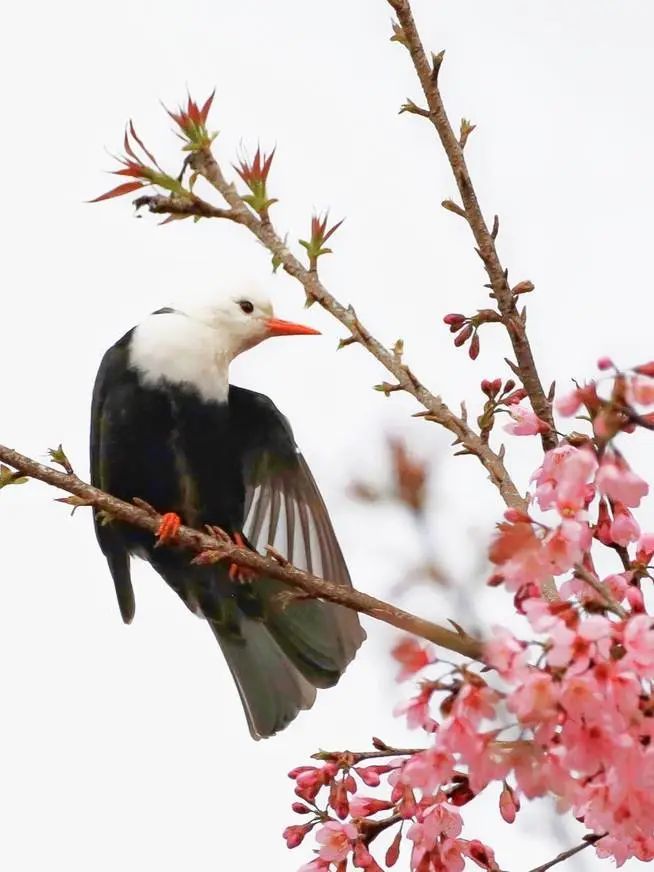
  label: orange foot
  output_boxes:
[156,512,181,545]
[228,531,258,583]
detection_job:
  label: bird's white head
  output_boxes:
[179,285,320,355]
[129,285,320,403]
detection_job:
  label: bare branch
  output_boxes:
[386,0,556,451]
[133,193,239,221]
[0,443,484,661]
[526,834,603,872]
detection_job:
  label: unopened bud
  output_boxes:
[453,324,473,347]
[443,313,466,328]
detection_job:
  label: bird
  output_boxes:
[90,287,366,739]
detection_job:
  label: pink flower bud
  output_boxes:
[610,502,641,546]
[499,782,520,823]
[283,824,311,849]
[349,797,395,817]
[453,323,473,347]
[626,585,645,613]
[443,313,466,327]
[597,356,614,371]
[636,533,654,564]
[465,840,499,870]
[634,361,654,377]
[556,390,582,417]
[385,829,402,867]
[354,765,392,787]
[503,388,528,406]
[594,499,613,546]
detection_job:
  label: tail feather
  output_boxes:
[152,558,363,738]
[209,617,316,740]
[255,577,366,688]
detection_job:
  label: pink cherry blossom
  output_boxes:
[596,454,649,507]
[504,404,551,436]
[507,671,559,724]
[285,398,654,870]
[315,821,357,863]
[542,519,591,574]
[483,627,526,677]
[622,615,654,676]
[452,683,499,726]
[394,685,437,731]
[401,746,455,795]
[391,637,436,681]
[531,444,597,513]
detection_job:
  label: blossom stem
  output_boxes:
[573,563,627,619]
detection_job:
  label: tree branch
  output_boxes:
[0,443,484,661]
[526,833,603,872]
[171,148,526,514]
[386,0,556,451]
[133,193,239,221]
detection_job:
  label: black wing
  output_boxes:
[90,336,136,624]
[230,386,366,676]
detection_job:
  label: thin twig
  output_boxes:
[133,193,238,221]
[526,833,603,872]
[178,148,526,513]
[0,443,484,661]
[573,563,627,619]
[386,0,556,451]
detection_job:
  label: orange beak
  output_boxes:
[265,317,321,337]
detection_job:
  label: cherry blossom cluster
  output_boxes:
[284,360,654,870]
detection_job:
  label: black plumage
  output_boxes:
[90,316,365,738]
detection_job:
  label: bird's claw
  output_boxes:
[156,512,181,545]
[229,531,258,583]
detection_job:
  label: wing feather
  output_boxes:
[230,386,366,674]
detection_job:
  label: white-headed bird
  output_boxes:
[90,289,365,738]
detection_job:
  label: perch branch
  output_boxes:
[0,443,484,661]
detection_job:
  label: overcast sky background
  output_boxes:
[2,1,654,870]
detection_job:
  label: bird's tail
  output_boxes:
[209,616,317,739]
[153,560,365,739]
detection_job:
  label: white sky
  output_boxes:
[2,1,654,870]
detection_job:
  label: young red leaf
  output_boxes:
[89,180,145,203]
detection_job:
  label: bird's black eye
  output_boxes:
[238,300,254,314]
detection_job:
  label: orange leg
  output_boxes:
[156,512,181,545]
[229,531,258,583]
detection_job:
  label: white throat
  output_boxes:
[129,311,231,403]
